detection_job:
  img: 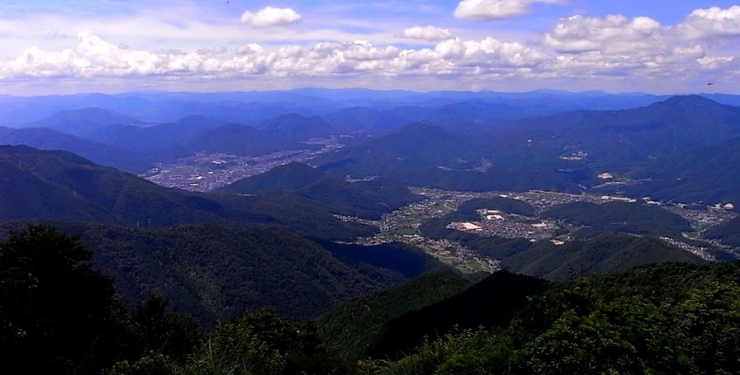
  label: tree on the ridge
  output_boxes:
[0,224,127,375]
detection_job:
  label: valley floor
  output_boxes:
[140,149,739,274]
[141,139,343,192]
[340,188,738,274]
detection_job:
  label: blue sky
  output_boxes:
[1,0,739,95]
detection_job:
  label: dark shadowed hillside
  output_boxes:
[317,270,471,359]
[367,270,549,358]
[314,122,593,192]
[0,222,444,326]
[315,122,487,176]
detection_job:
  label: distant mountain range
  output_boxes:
[501,95,740,170]
[312,95,740,199]
[1,92,739,187]
[2,113,323,172]
[0,127,151,173]
[314,122,589,192]
[0,88,720,126]
[22,107,146,138]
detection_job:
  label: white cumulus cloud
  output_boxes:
[545,15,665,55]
[0,30,550,80]
[240,7,302,28]
[682,5,740,38]
[455,0,563,20]
[401,26,453,41]
[540,12,738,82]
[4,4,740,95]
[235,44,264,55]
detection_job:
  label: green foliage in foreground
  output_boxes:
[4,225,740,375]
[368,261,740,375]
[316,270,472,359]
[0,225,201,375]
[370,280,740,375]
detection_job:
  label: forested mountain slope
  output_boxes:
[215,162,422,219]
[0,145,374,240]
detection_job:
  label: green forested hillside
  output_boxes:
[0,225,202,375]
[0,145,375,240]
[627,136,740,206]
[540,201,694,238]
[4,225,740,375]
[317,270,471,359]
[0,149,117,222]
[313,96,740,193]
[314,122,587,192]
[705,217,740,247]
[0,222,443,324]
[315,262,740,374]
[366,270,550,358]
[370,261,740,375]
[215,162,422,219]
[503,235,703,280]
[502,95,740,170]
[314,122,489,176]
[83,115,224,157]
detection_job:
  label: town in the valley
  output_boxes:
[144,151,738,275]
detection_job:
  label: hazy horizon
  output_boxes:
[0,87,733,99]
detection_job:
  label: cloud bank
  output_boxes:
[401,26,453,41]
[1,6,739,93]
[455,0,563,20]
[241,7,302,27]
